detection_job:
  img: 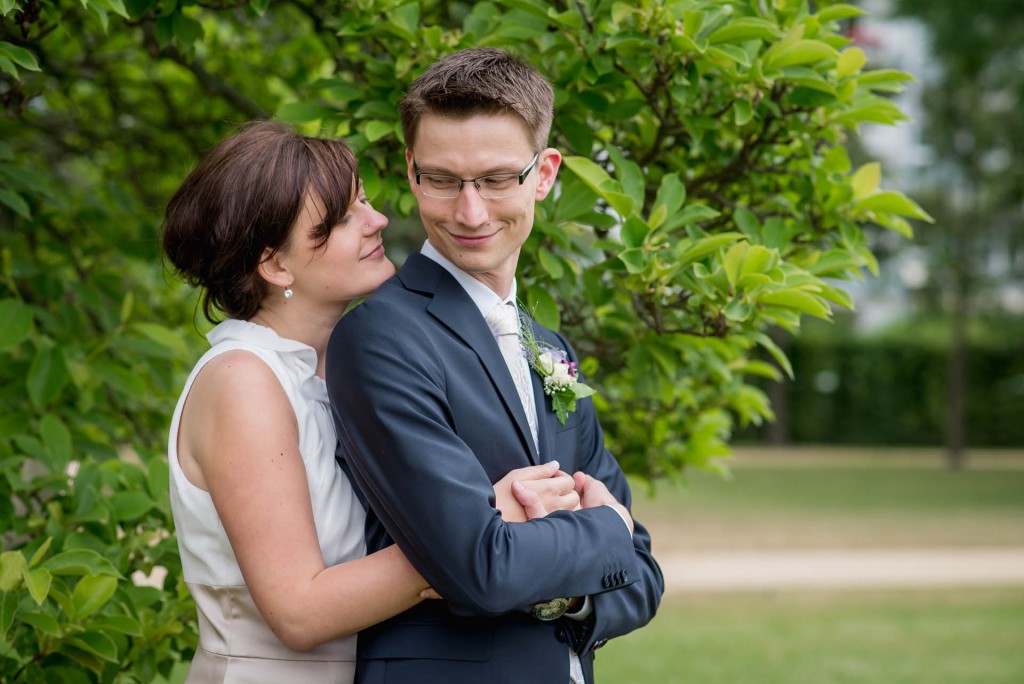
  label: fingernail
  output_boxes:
[545,460,559,470]
[512,480,524,491]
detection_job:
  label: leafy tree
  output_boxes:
[889,0,1024,468]
[0,0,925,678]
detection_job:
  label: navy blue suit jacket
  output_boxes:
[326,253,663,684]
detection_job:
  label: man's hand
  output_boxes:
[573,472,634,534]
[494,460,580,522]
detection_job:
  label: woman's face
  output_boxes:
[276,184,394,313]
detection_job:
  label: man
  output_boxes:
[326,47,663,684]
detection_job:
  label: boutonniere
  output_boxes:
[518,313,597,425]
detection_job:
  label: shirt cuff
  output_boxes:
[604,503,633,534]
[565,595,593,621]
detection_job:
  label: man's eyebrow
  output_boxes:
[416,162,522,176]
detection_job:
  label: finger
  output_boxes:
[420,588,443,600]
[572,471,587,494]
[513,480,549,519]
[512,462,564,483]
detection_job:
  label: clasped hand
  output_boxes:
[494,460,634,533]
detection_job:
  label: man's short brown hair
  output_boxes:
[399,47,554,153]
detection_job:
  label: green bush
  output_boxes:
[774,335,1024,447]
[1,0,925,678]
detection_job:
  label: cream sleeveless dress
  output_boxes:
[169,319,366,683]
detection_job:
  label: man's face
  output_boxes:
[406,113,560,297]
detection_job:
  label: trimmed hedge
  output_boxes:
[767,337,1024,447]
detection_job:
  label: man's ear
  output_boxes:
[534,148,562,201]
[405,149,417,188]
[256,247,293,290]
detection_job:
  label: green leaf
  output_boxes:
[676,233,745,265]
[27,346,69,408]
[707,45,751,68]
[28,538,53,569]
[733,207,759,236]
[733,99,754,126]
[0,42,40,71]
[621,215,650,249]
[250,0,270,15]
[364,120,394,143]
[97,0,129,18]
[147,457,170,502]
[131,322,187,357]
[723,241,749,286]
[707,17,781,45]
[661,203,721,232]
[19,611,60,636]
[110,491,153,522]
[43,549,121,578]
[752,331,794,379]
[0,299,32,349]
[537,247,564,279]
[857,69,915,88]
[0,552,27,591]
[683,9,705,38]
[619,248,647,274]
[607,147,644,216]
[0,54,17,78]
[0,188,30,218]
[816,3,865,22]
[0,590,17,637]
[89,614,142,636]
[651,172,686,222]
[0,1,16,17]
[525,288,559,330]
[562,156,615,195]
[837,47,867,79]
[851,162,880,199]
[65,630,119,663]
[855,191,934,222]
[276,102,339,122]
[766,40,838,70]
[23,567,51,605]
[561,156,635,217]
[171,11,204,46]
[758,290,832,320]
[72,575,118,620]
[40,414,72,467]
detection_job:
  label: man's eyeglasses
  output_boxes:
[413,153,540,200]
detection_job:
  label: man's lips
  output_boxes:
[449,230,498,246]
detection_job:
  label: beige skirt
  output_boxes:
[185,582,357,684]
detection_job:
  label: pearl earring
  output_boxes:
[284,287,294,299]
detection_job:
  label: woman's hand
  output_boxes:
[492,460,580,522]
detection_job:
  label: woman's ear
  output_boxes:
[257,247,293,290]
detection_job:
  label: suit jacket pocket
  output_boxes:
[360,623,493,662]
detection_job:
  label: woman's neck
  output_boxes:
[248,300,348,377]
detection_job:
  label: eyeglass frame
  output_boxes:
[412,153,541,200]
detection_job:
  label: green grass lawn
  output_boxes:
[597,588,1024,684]
[631,447,1024,550]
[599,447,1024,683]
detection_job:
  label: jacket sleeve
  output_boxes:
[326,299,640,617]
[553,331,664,653]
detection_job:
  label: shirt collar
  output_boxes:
[419,240,518,318]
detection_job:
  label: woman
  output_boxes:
[161,121,578,682]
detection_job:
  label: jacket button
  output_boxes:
[555,627,566,643]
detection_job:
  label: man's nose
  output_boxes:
[453,183,489,227]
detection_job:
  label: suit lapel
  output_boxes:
[399,254,540,464]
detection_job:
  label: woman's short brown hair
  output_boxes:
[398,47,554,153]
[162,121,359,322]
